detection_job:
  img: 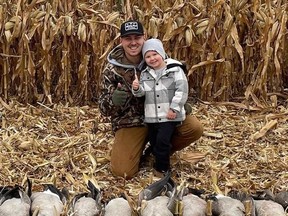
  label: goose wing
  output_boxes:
[138,171,172,205]
[275,191,288,209]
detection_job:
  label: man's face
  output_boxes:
[120,34,145,58]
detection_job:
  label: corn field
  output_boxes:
[0,0,287,107]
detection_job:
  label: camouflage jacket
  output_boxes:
[98,45,146,132]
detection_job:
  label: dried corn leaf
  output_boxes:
[250,119,278,140]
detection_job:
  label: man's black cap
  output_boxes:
[120,21,144,37]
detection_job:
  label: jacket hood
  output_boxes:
[107,45,146,70]
[165,58,183,66]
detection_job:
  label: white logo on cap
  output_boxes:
[125,22,139,31]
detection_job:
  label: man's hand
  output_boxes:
[112,83,128,106]
[132,73,139,90]
[184,102,193,115]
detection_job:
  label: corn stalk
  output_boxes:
[0,0,287,107]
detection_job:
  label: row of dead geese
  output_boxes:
[0,172,287,216]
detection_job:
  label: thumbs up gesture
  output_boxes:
[132,73,139,90]
[111,82,128,106]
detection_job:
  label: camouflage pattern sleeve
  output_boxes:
[98,64,120,117]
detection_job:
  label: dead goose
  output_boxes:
[251,189,286,216]
[140,185,177,216]
[30,184,68,216]
[140,196,174,216]
[254,200,286,216]
[209,194,245,216]
[252,189,288,210]
[139,173,177,216]
[70,180,103,216]
[228,190,256,216]
[104,197,132,216]
[182,194,207,216]
[179,187,207,216]
[0,185,31,216]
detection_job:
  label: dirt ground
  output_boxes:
[0,98,287,213]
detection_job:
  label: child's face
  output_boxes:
[144,51,166,70]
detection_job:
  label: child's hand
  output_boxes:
[132,73,139,90]
[167,109,176,119]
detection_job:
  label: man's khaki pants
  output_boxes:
[110,115,203,179]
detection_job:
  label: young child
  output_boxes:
[132,38,188,176]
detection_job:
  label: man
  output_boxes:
[98,20,203,179]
